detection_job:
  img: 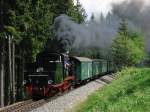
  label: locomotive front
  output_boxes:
[24,52,73,99]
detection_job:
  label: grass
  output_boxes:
[74,68,150,112]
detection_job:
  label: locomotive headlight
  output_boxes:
[48,80,53,84]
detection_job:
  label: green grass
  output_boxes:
[75,68,150,112]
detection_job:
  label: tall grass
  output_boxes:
[75,68,150,112]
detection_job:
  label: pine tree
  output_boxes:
[111,19,145,69]
[118,19,128,36]
[100,12,104,22]
[67,0,86,23]
[91,13,95,22]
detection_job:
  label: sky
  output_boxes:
[77,0,150,19]
[78,0,126,18]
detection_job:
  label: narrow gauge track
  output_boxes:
[0,100,33,112]
[0,74,115,112]
[0,88,77,112]
[12,99,45,112]
[0,99,47,112]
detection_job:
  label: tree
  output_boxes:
[112,34,131,68]
[67,0,87,23]
[0,0,55,105]
[0,0,16,105]
[111,19,145,69]
[45,0,87,52]
[128,31,145,65]
[90,13,95,22]
[100,12,104,22]
[0,35,5,107]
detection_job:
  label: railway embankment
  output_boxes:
[74,68,150,112]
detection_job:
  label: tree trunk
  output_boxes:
[0,38,5,107]
[12,41,15,103]
[16,48,24,101]
[8,35,12,104]
[21,52,24,100]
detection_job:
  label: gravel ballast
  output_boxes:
[30,75,114,112]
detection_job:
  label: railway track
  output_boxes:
[0,100,33,112]
[13,99,45,112]
[0,90,75,112]
[0,99,46,112]
[0,74,115,112]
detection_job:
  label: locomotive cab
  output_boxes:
[36,52,64,84]
[24,52,73,98]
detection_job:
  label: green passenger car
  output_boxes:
[70,57,93,81]
[110,61,114,72]
[107,61,114,73]
[107,61,110,72]
[92,59,102,77]
[101,60,108,73]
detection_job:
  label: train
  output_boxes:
[23,52,114,99]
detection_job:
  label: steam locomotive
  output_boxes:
[23,52,114,99]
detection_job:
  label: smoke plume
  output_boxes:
[112,0,150,52]
[53,0,150,54]
[53,14,119,53]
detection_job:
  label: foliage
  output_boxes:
[67,0,87,23]
[75,68,150,112]
[111,20,145,69]
[0,0,86,62]
[10,0,54,61]
[90,13,95,22]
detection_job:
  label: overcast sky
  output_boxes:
[78,0,125,18]
[77,0,149,19]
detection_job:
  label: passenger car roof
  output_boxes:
[92,59,107,61]
[71,56,92,62]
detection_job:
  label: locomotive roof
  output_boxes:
[71,56,92,62]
